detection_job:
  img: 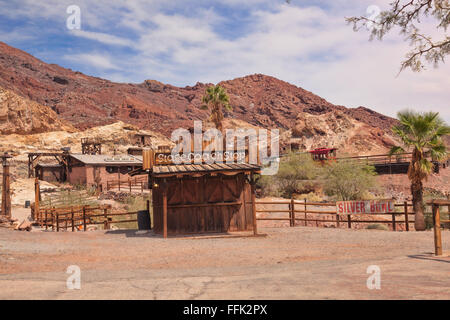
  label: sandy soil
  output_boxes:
[0,226,448,300]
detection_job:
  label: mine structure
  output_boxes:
[81,138,102,155]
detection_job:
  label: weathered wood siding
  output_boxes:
[153,173,253,234]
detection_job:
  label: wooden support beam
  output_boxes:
[1,153,12,218]
[163,189,168,239]
[250,174,258,236]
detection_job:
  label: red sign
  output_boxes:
[336,200,395,215]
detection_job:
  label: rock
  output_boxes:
[17,219,32,231]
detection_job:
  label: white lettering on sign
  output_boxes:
[336,200,395,215]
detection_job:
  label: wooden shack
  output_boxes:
[141,149,261,238]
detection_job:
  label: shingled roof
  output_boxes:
[69,154,142,165]
[151,162,260,177]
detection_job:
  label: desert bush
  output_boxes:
[258,153,319,198]
[322,160,377,201]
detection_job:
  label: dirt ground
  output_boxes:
[0,225,449,300]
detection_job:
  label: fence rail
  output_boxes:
[255,199,416,231]
[33,203,150,232]
[106,176,148,193]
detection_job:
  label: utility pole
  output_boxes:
[1,153,12,218]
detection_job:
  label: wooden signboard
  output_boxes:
[336,200,395,215]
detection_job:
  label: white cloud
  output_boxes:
[63,53,120,70]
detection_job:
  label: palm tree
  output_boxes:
[389,111,449,231]
[201,85,232,133]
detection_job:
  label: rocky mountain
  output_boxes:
[0,41,401,154]
[0,86,75,134]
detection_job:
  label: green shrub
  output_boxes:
[322,160,377,201]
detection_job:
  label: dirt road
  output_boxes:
[0,227,449,299]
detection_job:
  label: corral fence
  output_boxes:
[106,176,148,193]
[255,199,417,231]
[32,201,151,232]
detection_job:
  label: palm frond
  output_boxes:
[388,145,406,156]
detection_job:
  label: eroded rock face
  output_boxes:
[0,41,400,154]
[0,87,75,134]
[289,111,397,154]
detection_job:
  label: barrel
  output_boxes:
[137,210,151,230]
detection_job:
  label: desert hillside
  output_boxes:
[0,41,401,155]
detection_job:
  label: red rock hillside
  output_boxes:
[0,41,403,154]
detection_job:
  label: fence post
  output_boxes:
[336,213,340,228]
[392,212,396,231]
[103,207,110,230]
[304,199,307,226]
[432,203,442,256]
[291,198,295,227]
[83,206,87,232]
[118,176,121,191]
[52,209,55,231]
[129,179,132,193]
[44,209,48,230]
[347,214,352,229]
[71,207,74,232]
[404,201,409,232]
[56,213,59,232]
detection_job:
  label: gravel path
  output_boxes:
[0,227,449,299]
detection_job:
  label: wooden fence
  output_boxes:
[33,201,151,232]
[255,199,416,231]
[106,176,148,193]
[428,199,450,256]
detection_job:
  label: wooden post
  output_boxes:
[71,208,74,232]
[118,175,121,191]
[129,179,132,193]
[34,177,41,221]
[432,203,442,256]
[1,155,12,218]
[304,199,307,226]
[147,199,151,229]
[404,201,409,232]
[44,209,48,230]
[103,208,109,230]
[290,197,295,227]
[336,213,340,228]
[56,213,59,232]
[392,213,396,231]
[251,178,258,235]
[163,189,168,239]
[52,209,55,231]
[347,214,352,229]
[83,206,87,232]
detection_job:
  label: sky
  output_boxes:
[0,0,448,123]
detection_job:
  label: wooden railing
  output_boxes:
[255,199,416,231]
[336,152,413,165]
[33,203,150,232]
[106,176,148,192]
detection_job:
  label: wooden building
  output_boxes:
[141,149,261,238]
[66,154,143,190]
[35,163,64,182]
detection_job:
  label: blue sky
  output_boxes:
[0,0,449,123]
